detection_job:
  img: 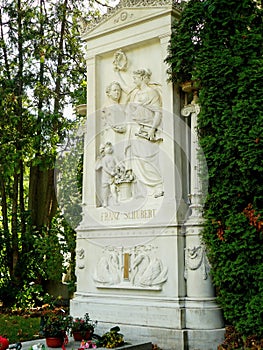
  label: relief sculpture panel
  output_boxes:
[95,50,164,207]
[93,245,168,290]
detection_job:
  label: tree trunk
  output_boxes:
[28,165,58,229]
[11,172,19,277]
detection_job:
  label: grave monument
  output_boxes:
[70,1,225,349]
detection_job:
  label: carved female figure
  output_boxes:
[125,69,164,198]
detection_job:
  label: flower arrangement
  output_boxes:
[99,326,124,349]
[71,313,97,333]
[40,306,72,338]
[76,325,125,349]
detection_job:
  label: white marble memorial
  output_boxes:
[70,1,225,349]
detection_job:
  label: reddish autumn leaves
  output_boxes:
[215,204,262,241]
[243,203,263,233]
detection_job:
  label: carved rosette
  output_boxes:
[184,245,211,280]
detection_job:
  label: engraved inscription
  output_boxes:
[100,209,156,221]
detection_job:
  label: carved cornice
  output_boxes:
[116,0,181,7]
[81,0,182,35]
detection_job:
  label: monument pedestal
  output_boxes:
[71,1,225,349]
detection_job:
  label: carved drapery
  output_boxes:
[184,245,211,280]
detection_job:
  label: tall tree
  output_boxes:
[0,0,102,306]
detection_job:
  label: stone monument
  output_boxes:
[70,1,225,349]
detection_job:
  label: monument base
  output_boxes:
[70,294,225,350]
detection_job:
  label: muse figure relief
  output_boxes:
[97,51,164,206]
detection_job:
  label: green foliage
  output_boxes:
[166,0,205,83]
[0,0,100,308]
[13,284,46,310]
[56,124,84,230]
[167,0,263,338]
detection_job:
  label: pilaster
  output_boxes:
[182,91,224,340]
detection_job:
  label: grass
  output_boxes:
[0,314,42,344]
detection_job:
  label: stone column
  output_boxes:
[181,90,224,347]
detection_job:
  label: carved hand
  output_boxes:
[148,127,156,141]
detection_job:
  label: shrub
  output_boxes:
[166,0,263,338]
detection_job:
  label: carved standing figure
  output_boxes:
[101,81,127,164]
[96,142,118,207]
[125,69,164,198]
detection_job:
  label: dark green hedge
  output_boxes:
[167,0,263,337]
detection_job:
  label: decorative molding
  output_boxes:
[184,245,211,280]
[113,11,134,25]
[80,0,182,34]
[181,102,200,118]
